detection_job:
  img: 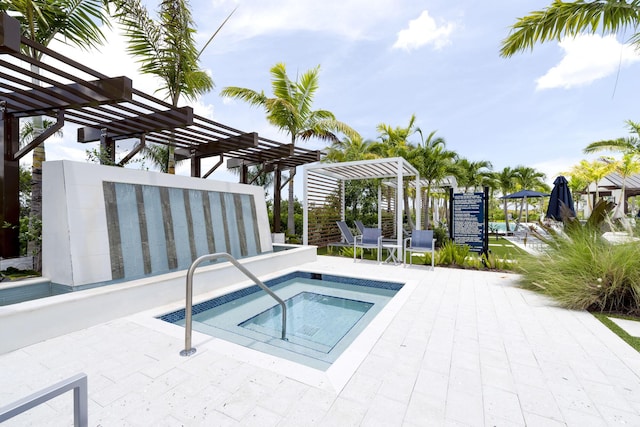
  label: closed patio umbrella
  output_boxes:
[546,176,575,221]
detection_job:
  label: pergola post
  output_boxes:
[415,174,422,230]
[340,180,345,221]
[396,159,403,248]
[0,105,20,257]
[99,128,115,165]
[377,185,382,229]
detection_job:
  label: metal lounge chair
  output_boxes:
[354,227,382,262]
[404,229,435,269]
[335,221,356,245]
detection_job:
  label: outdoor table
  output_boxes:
[382,242,402,265]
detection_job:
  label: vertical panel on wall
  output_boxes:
[222,192,240,258]
[201,191,216,254]
[115,183,144,279]
[135,185,152,275]
[160,186,177,270]
[103,182,124,280]
[188,190,209,259]
[209,191,227,255]
[168,187,191,270]
[142,185,169,274]
[182,189,197,261]
[233,193,248,257]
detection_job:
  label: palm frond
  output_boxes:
[584,137,637,154]
[501,0,640,57]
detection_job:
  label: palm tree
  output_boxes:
[495,167,518,232]
[566,173,590,215]
[408,130,458,229]
[109,0,232,174]
[455,158,493,192]
[2,0,109,268]
[572,159,615,209]
[142,144,186,173]
[513,166,548,222]
[500,1,640,58]
[220,63,358,235]
[584,120,640,156]
[371,115,421,230]
[600,154,640,217]
[324,134,377,163]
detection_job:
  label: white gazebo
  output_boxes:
[302,157,421,249]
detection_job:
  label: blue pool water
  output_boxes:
[240,291,373,353]
[159,271,403,370]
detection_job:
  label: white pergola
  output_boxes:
[302,157,421,249]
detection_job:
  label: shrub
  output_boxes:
[340,246,362,259]
[438,240,469,266]
[518,201,640,315]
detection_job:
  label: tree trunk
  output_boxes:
[503,199,510,232]
[167,145,175,174]
[424,185,432,229]
[287,167,296,236]
[30,137,44,272]
[403,183,414,231]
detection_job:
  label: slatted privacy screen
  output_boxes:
[306,170,342,247]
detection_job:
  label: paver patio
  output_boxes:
[1,256,639,426]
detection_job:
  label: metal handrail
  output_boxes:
[180,252,287,356]
[0,373,88,426]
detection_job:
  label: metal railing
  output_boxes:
[180,252,287,356]
[0,373,88,426]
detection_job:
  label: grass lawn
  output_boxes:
[317,237,531,267]
[488,237,530,261]
[593,313,640,353]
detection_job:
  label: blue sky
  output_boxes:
[46,0,640,192]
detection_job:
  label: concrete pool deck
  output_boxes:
[2,256,640,426]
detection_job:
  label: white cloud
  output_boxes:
[536,34,640,90]
[204,0,400,41]
[392,10,455,52]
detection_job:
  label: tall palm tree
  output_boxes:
[220,63,357,235]
[500,1,640,58]
[408,130,458,229]
[513,166,548,222]
[324,134,376,163]
[109,0,231,174]
[566,173,590,214]
[371,115,421,230]
[455,158,493,192]
[495,167,518,232]
[2,0,109,268]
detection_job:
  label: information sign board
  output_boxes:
[450,190,488,254]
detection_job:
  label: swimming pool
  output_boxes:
[159,271,403,370]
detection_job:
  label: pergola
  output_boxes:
[0,13,320,257]
[302,157,421,250]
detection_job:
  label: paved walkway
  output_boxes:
[2,256,640,426]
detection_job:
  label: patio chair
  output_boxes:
[404,229,435,269]
[335,221,356,245]
[354,227,382,262]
